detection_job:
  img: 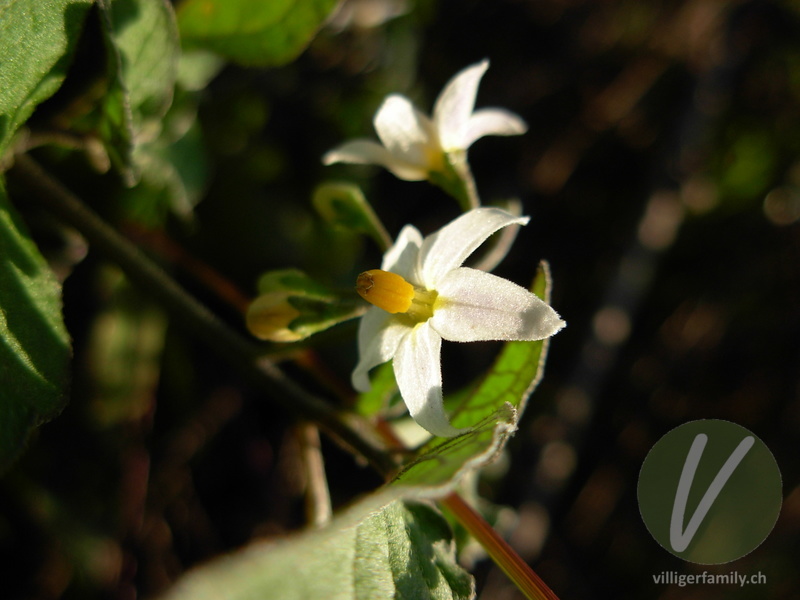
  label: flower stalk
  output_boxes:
[441,492,561,600]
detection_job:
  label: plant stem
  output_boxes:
[297,423,332,527]
[440,492,561,600]
[371,425,559,600]
[10,154,395,475]
[449,151,481,210]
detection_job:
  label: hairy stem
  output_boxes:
[10,154,395,475]
[441,492,561,600]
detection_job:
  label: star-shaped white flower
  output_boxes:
[353,207,565,437]
[322,59,527,182]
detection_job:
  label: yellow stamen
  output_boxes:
[356,270,438,321]
[356,269,414,314]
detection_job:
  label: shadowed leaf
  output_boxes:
[0,181,71,473]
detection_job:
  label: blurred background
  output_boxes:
[2,0,799,598]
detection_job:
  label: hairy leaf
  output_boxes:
[97,0,180,183]
[0,181,71,473]
[161,493,474,600]
[119,100,209,225]
[0,0,93,158]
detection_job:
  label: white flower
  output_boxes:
[322,59,527,182]
[352,207,565,437]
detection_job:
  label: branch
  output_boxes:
[9,154,395,475]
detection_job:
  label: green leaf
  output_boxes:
[355,362,398,417]
[103,0,179,118]
[449,262,551,429]
[177,0,340,67]
[313,182,392,250]
[176,49,224,92]
[393,405,519,491]
[0,0,93,158]
[119,99,209,226]
[97,0,180,183]
[161,493,474,600]
[115,46,219,226]
[393,262,554,490]
[0,180,71,473]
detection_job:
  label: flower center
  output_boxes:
[425,146,446,173]
[356,270,437,321]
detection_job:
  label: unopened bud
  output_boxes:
[246,292,302,342]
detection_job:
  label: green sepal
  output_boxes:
[428,151,480,212]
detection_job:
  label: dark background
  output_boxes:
[2,0,799,599]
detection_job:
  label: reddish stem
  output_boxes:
[440,492,560,600]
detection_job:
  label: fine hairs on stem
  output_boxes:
[9,153,395,475]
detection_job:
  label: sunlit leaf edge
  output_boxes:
[389,261,555,491]
[159,487,474,600]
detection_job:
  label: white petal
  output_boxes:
[351,308,411,392]
[322,139,391,166]
[433,59,489,150]
[322,139,428,181]
[374,95,438,168]
[393,323,462,437]
[463,108,527,148]
[419,207,529,286]
[431,268,566,342]
[381,225,423,283]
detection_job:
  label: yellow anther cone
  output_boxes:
[356,270,415,314]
